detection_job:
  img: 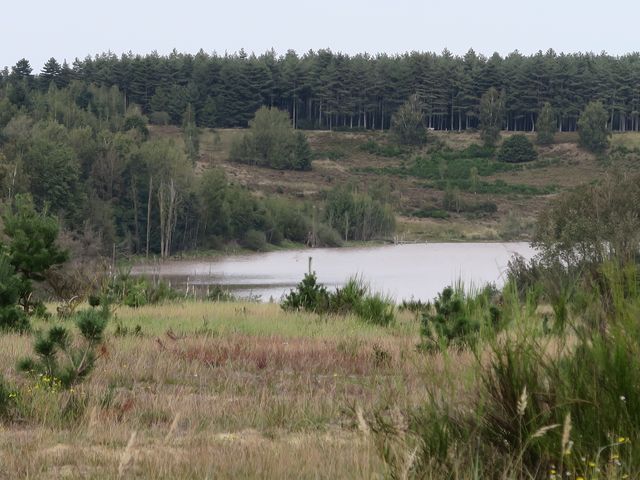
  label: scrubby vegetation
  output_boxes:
[498,134,538,163]
[370,173,640,478]
[282,273,395,326]
[230,107,312,171]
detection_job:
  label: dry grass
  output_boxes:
[0,302,474,478]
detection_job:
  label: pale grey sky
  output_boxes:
[2,0,638,70]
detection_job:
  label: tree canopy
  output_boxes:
[4,48,640,133]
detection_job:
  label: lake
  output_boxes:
[131,242,535,303]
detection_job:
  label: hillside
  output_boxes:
[151,126,640,242]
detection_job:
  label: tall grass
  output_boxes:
[373,261,640,478]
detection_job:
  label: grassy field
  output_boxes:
[151,126,640,242]
[0,302,464,479]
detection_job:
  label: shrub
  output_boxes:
[412,208,449,219]
[230,107,312,171]
[420,285,501,350]
[330,277,368,314]
[355,293,395,326]
[390,94,427,146]
[534,174,640,267]
[282,273,395,325]
[148,111,171,125]
[498,134,537,163]
[281,272,330,313]
[122,114,149,139]
[578,101,611,152]
[360,140,406,157]
[206,285,236,302]
[104,270,180,307]
[243,229,267,251]
[315,224,343,247]
[17,304,110,390]
[0,254,29,333]
[325,186,396,241]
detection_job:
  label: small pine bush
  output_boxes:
[282,272,330,313]
[283,273,395,325]
[498,134,538,163]
[420,285,501,350]
[17,304,110,390]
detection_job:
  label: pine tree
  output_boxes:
[40,57,62,90]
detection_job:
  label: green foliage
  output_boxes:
[283,273,395,326]
[536,102,555,145]
[442,186,498,215]
[432,178,554,196]
[479,87,505,147]
[122,113,149,139]
[281,271,330,313]
[0,254,29,333]
[325,186,395,241]
[354,293,395,327]
[17,304,110,390]
[533,174,640,267]
[497,134,538,163]
[104,270,180,308]
[315,223,343,247]
[410,208,450,220]
[420,285,501,350]
[3,194,68,315]
[230,107,312,170]
[243,229,267,251]
[182,104,200,163]
[578,101,611,152]
[22,122,83,218]
[359,140,406,157]
[390,94,427,146]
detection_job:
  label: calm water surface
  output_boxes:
[132,243,535,302]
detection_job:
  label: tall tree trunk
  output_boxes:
[146,176,153,258]
[131,178,140,253]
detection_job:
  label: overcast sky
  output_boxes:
[2,0,638,70]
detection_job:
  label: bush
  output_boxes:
[360,140,406,157]
[420,285,501,350]
[578,101,611,152]
[330,277,368,314]
[498,134,537,163]
[316,224,343,247]
[243,229,267,251]
[230,107,312,171]
[281,272,330,313]
[282,273,395,325]
[104,270,180,307]
[148,111,171,125]
[355,293,395,326]
[390,94,427,146]
[325,186,396,241]
[18,303,110,390]
[0,254,29,333]
[411,208,450,219]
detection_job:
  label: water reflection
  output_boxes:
[132,243,535,302]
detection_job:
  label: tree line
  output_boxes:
[4,49,640,132]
